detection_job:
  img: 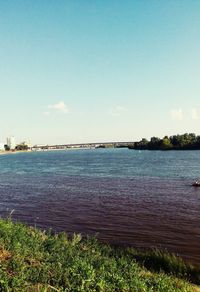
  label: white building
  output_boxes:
[0,143,5,151]
[7,136,16,150]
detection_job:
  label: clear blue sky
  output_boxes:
[0,0,200,144]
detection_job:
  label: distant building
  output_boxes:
[7,136,16,150]
[0,143,5,151]
[24,140,32,149]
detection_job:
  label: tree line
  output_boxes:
[4,142,29,151]
[128,133,200,150]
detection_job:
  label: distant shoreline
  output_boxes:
[2,148,200,156]
[0,150,32,156]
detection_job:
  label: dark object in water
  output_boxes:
[192,181,200,187]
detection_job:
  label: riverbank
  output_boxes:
[0,219,199,291]
[0,150,31,155]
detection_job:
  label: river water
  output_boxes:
[0,149,199,264]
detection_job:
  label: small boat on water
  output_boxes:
[192,181,200,187]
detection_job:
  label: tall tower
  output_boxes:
[7,136,16,150]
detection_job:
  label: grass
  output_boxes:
[0,219,199,291]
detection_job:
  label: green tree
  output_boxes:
[149,137,161,150]
[161,137,173,150]
[4,145,10,151]
[15,143,28,151]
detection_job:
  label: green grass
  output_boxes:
[0,219,199,291]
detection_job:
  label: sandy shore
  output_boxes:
[0,150,31,155]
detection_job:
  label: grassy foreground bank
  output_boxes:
[0,219,199,291]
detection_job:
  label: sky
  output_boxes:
[0,0,200,145]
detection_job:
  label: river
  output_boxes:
[0,149,199,264]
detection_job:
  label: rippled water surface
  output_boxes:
[0,149,199,264]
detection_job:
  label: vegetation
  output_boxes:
[0,219,199,291]
[129,133,200,150]
[2,142,29,152]
[15,142,29,151]
[4,145,10,151]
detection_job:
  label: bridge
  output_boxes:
[31,141,134,150]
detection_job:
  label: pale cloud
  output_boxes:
[43,111,50,116]
[109,106,127,116]
[170,108,183,121]
[48,101,69,113]
[191,108,199,120]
